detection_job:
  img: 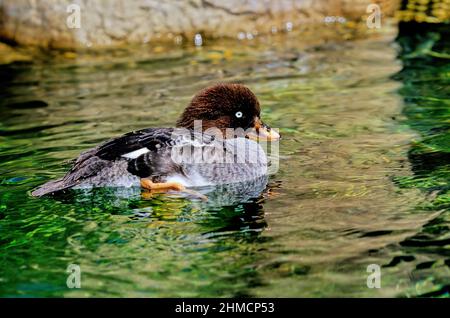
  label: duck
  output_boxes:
[31,83,280,197]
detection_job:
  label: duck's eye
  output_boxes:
[235,111,243,118]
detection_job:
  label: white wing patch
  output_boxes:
[121,147,150,159]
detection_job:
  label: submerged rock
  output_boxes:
[0,43,32,64]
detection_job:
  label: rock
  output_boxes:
[0,0,399,49]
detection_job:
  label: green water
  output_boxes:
[0,27,448,297]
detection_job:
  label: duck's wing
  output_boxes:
[92,128,178,160]
[77,127,218,176]
[120,128,218,178]
[31,128,215,196]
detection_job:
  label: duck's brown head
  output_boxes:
[176,83,280,140]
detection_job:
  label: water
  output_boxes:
[0,27,448,297]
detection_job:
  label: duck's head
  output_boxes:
[176,83,280,141]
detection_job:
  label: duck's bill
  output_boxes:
[246,118,280,141]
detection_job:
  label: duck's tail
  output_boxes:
[31,178,69,197]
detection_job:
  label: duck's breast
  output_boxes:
[174,137,268,186]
